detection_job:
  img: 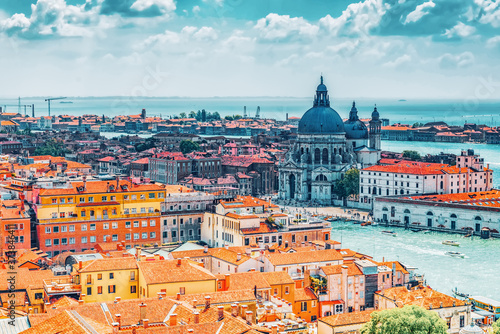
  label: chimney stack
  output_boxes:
[143,319,149,329]
[192,299,197,308]
[169,314,177,326]
[177,258,182,266]
[237,253,241,261]
[218,306,224,321]
[194,311,200,324]
[139,303,147,324]
[204,245,208,253]
[278,323,285,332]
[78,261,82,270]
[231,303,238,317]
[272,325,278,334]
[245,311,253,325]
[112,322,119,334]
[176,293,181,300]
[115,314,121,329]
[205,296,211,309]
[78,299,84,305]
[225,274,230,290]
[241,304,248,318]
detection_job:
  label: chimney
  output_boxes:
[245,311,253,325]
[143,319,149,329]
[158,292,163,300]
[115,314,121,328]
[225,274,230,290]
[83,176,86,190]
[131,325,137,334]
[177,258,182,266]
[115,297,121,303]
[225,244,229,250]
[78,299,84,305]
[112,322,119,334]
[187,329,194,333]
[176,293,181,300]
[192,299,197,308]
[218,305,224,321]
[116,176,119,189]
[194,311,200,324]
[241,304,248,318]
[205,296,211,309]
[272,325,278,334]
[231,303,238,317]
[169,313,177,326]
[237,253,241,261]
[139,303,147,324]
[278,323,285,332]
[204,245,208,253]
[78,261,82,270]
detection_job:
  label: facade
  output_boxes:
[0,199,31,251]
[359,149,493,209]
[318,310,373,334]
[279,77,381,205]
[33,179,165,257]
[374,190,500,233]
[149,153,192,185]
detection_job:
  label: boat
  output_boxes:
[452,287,469,299]
[442,240,460,247]
[60,101,73,103]
[410,228,421,232]
[422,230,431,234]
[445,251,465,258]
[361,222,371,226]
[381,231,397,237]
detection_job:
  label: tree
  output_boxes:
[412,122,424,128]
[493,319,500,334]
[402,150,422,161]
[361,305,447,334]
[225,115,234,121]
[189,111,197,119]
[34,139,69,157]
[333,168,360,202]
[179,112,187,119]
[180,140,200,154]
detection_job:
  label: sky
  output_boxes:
[0,0,500,99]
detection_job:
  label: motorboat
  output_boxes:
[442,240,460,247]
[361,221,372,226]
[445,251,465,258]
[381,231,397,237]
[422,230,431,234]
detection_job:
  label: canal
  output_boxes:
[331,222,500,300]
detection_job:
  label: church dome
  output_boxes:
[298,76,345,134]
[344,101,368,139]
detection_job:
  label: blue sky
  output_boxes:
[0,0,499,99]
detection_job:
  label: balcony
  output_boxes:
[44,277,81,296]
[38,211,160,224]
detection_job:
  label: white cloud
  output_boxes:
[404,1,435,24]
[383,54,412,68]
[193,5,201,14]
[319,0,387,37]
[439,52,475,69]
[130,0,176,13]
[486,36,500,48]
[475,0,500,27]
[254,13,319,41]
[443,22,476,39]
[193,26,218,41]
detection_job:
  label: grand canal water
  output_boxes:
[331,223,500,299]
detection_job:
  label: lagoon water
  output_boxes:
[2,97,500,127]
[332,223,500,299]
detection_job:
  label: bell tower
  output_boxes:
[369,105,381,150]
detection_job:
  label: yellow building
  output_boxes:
[137,259,217,298]
[34,179,167,256]
[74,257,139,303]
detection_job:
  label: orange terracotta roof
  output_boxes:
[260,271,294,286]
[226,272,271,291]
[241,223,278,235]
[39,180,164,196]
[78,257,138,273]
[320,263,363,276]
[294,287,317,301]
[178,289,257,306]
[377,261,409,275]
[378,286,465,309]
[319,310,373,327]
[264,249,343,266]
[138,259,216,284]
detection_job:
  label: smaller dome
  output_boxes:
[459,324,483,334]
[371,105,380,120]
[344,101,368,140]
[316,75,327,92]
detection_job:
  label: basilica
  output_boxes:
[278,77,381,204]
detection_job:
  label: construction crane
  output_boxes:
[45,97,66,116]
[1,104,34,116]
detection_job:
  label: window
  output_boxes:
[52,198,57,204]
[69,225,75,232]
[301,302,307,311]
[149,193,155,198]
[87,287,92,295]
[34,293,43,299]
[45,239,51,247]
[285,286,289,294]
[112,234,118,241]
[109,273,114,279]
[150,232,156,239]
[90,236,96,243]
[90,224,96,231]
[126,221,131,228]
[108,285,115,293]
[126,233,131,240]
[112,222,118,229]
[163,231,168,238]
[79,197,85,203]
[140,194,145,200]
[142,220,147,227]
[97,274,102,280]
[180,218,184,225]
[134,233,139,240]
[103,223,109,230]
[97,286,103,294]
[61,238,67,245]
[150,220,156,226]
[45,227,51,234]
[81,236,87,243]
[130,272,136,281]
[81,210,86,217]
[131,195,137,200]
[142,232,147,239]
[130,285,136,293]
[179,287,185,295]
[102,196,107,202]
[133,221,139,228]
[141,207,146,213]
[173,219,176,225]
[53,239,59,245]
[460,316,465,327]
[53,226,59,233]
[86,275,92,284]
[88,197,94,203]
[124,195,129,200]
[69,237,75,244]
[60,198,65,204]
[61,226,67,232]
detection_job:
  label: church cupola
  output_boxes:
[313,76,330,107]
[349,101,359,121]
[371,105,380,121]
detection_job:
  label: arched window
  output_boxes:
[404,209,411,213]
[372,186,377,195]
[386,189,389,195]
[322,148,328,164]
[339,148,343,156]
[316,174,327,181]
[440,181,444,189]
[382,207,389,211]
[474,216,482,221]
[314,148,321,163]
[450,214,457,218]
[334,148,337,155]
[427,211,434,216]
[301,147,304,155]
[400,189,404,194]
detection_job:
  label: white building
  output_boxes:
[373,189,500,233]
[359,149,493,209]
